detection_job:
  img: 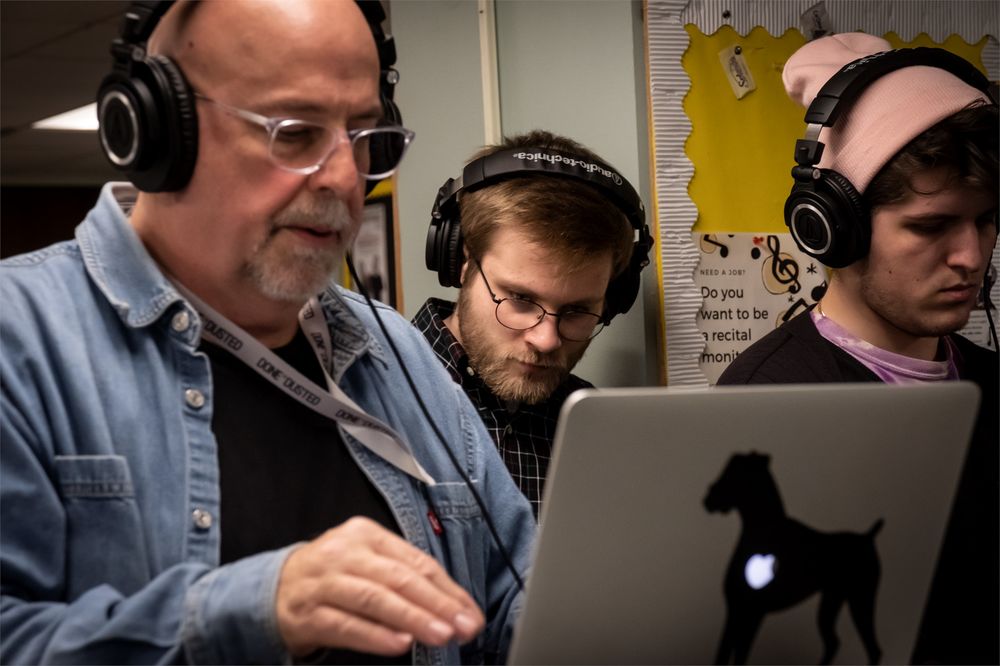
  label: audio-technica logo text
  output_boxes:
[513,151,622,185]
[842,49,893,73]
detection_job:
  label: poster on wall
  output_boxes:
[695,232,829,384]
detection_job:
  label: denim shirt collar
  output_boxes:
[76,182,386,378]
[316,287,388,382]
[76,183,183,330]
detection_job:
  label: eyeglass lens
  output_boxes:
[496,299,603,341]
[269,121,409,177]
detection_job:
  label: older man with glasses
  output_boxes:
[413,130,645,519]
[0,1,535,664]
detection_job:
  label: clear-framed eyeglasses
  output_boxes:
[193,92,414,179]
[475,262,605,342]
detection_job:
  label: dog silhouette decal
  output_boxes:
[703,452,884,665]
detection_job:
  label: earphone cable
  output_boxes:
[346,253,526,592]
[982,274,999,368]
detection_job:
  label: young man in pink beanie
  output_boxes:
[718,33,997,664]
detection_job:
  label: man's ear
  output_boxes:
[457,246,471,287]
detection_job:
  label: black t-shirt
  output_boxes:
[203,327,409,665]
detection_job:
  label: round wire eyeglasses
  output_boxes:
[474,262,605,342]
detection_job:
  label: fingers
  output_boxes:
[316,572,468,647]
[316,517,484,633]
[300,605,415,657]
[366,526,484,629]
[276,517,485,657]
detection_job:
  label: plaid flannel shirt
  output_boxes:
[413,298,592,519]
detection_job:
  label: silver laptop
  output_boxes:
[508,382,980,665]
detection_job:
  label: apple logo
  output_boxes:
[744,553,776,590]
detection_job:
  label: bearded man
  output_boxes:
[415,130,649,518]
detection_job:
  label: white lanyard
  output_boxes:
[173,282,436,486]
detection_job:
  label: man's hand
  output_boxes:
[276,516,485,657]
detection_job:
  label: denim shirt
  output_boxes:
[0,183,534,665]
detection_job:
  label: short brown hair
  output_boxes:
[459,130,635,278]
[865,101,998,210]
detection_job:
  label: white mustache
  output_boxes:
[271,198,354,234]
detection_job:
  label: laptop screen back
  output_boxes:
[508,382,979,665]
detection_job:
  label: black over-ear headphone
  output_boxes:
[425,149,653,322]
[784,46,992,268]
[96,0,403,194]
[353,0,405,194]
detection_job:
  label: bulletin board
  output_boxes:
[646,0,999,385]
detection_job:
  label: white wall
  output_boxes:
[391,1,487,315]
[391,0,660,387]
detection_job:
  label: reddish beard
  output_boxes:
[456,292,588,404]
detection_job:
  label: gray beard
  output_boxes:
[244,197,355,303]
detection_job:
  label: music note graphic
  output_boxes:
[700,234,730,258]
[779,298,810,324]
[761,235,801,295]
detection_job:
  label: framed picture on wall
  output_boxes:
[350,194,398,308]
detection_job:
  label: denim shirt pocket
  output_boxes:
[425,481,489,664]
[55,455,151,600]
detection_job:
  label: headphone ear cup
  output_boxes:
[426,178,465,288]
[603,247,644,321]
[441,220,464,288]
[365,95,404,196]
[97,69,157,179]
[147,55,198,191]
[97,54,198,193]
[425,214,464,288]
[784,169,868,268]
[136,55,198,192]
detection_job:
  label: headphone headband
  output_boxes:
[804,47,992,129]
[108,1,399,86]
[435,148,647,234]
[426,147,653,321]
[354,0,399,101]
[110,1,171,60]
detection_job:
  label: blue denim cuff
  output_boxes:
[181,544,298,664]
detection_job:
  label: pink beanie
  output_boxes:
[782,32,990,193]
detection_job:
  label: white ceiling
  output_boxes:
[2,1,130,186]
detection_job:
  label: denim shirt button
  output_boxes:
[171,310,191,333]
[184,388,205,409]
[192,508,213,530]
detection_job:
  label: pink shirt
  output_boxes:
[811,309,960,384]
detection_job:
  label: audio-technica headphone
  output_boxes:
[425,149,653,323]
[96,0,403,194]
[783,47,993,268]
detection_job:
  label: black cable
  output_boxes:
[986,294,999,352]
[346,253,526,592]
[977,259,998,345]
[982,274,999,379]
